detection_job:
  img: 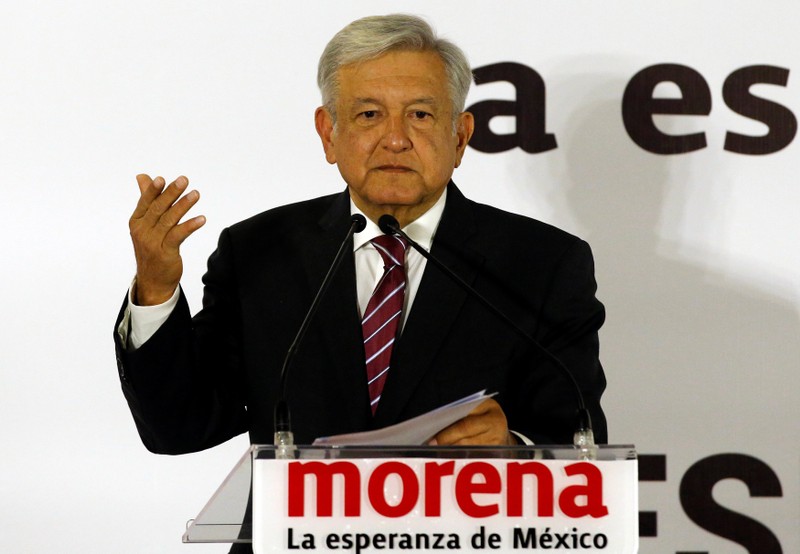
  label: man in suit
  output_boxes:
[115,14,607,455]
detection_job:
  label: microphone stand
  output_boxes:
[273,214,367,459]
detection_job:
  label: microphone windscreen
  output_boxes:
[351,214,367,233]
[378,214,400,235]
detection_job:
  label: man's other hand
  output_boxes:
[129,174,205,306]
[429,399,517,446]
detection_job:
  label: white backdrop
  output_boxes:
[1,1,797,552]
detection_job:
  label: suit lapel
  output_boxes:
[298,190,371,432]
[374,184,484,427]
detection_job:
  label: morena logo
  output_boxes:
[467,62,797,156]
[287,460,609,519]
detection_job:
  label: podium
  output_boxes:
[184,445,638,553]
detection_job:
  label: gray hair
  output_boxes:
[317,14,472,124]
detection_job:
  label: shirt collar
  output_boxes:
[351,188,447,252]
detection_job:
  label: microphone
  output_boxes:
[274,214,367,457]
[378,214,596,455]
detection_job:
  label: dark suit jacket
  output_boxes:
[114,183,607,453]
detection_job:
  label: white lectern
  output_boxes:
[184,445,638,553]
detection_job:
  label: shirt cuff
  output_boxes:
[510,430,534,445]
[117,278,180,351]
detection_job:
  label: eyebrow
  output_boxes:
[408,97,438,107]
[352,97,439,106]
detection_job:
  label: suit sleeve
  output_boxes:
[113,228,249,454]
[507,238,607,445]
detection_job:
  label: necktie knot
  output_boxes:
[370,235,407,269]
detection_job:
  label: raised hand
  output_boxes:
[129,174,206,305]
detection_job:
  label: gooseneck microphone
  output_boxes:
[274,214,368,457]
[378,214,596,453]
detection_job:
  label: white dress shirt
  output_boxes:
[352,190,445,327]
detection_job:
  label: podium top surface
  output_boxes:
[255,443,636,460]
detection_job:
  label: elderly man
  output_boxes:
[115,15,606,459]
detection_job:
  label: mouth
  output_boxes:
[376,164,413,173]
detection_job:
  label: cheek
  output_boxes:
[420,137,458,175]
[341,129,381,152]
[333,140,358,163]
[333,138,375,185]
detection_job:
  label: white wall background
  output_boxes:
[1,1,797,552]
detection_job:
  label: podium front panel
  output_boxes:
[245,445,638,553]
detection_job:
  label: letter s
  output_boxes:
[723,65,797,155]
[679,454,783,554]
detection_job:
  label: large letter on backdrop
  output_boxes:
[723,65,797,155]
[679,454,783,554]
[468,62,557,154]
[622,63,711,154]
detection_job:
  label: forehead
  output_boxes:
[336,50,450,104]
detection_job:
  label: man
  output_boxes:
[115,15,606,457]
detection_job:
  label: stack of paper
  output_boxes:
[313,390,495,446]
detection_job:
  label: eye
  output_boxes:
[360,110,378,119]
[411,111,431,120]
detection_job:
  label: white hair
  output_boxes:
[317,14,472,124]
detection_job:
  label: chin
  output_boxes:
[364,184,425,205]
[377,188,427,203]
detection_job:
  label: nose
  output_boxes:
[381,115,412,153]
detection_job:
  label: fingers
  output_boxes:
[430,399,514,446]
[137,175,189,223]
[131,175,199,229]
[135,173,154,194]
[131,175,165,219]
[130,174,204,248]
[156,188,199,233]
[165,210,206,250]
[128,173,204,305]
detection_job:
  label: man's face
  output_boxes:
[315,50,474,226]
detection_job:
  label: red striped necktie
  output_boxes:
[362,234,408,415]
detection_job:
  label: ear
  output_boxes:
[453,111,475,168]
[315,106,337,165]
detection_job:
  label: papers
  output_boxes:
[312,390,495,446]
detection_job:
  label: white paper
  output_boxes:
[312,390,495,446]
